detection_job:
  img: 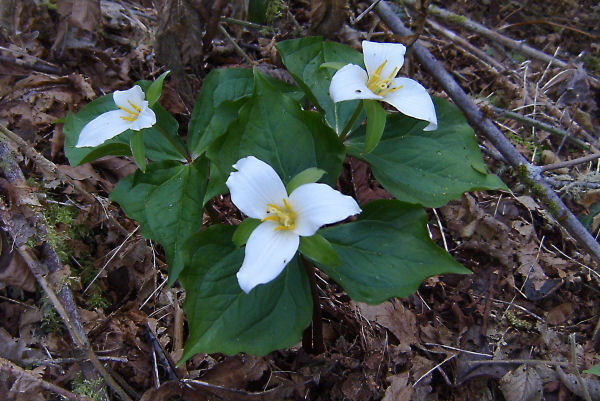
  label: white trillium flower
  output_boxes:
[330,40,437,131]
[226,156,361,293]
[76,85,157,147]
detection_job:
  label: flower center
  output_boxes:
[118,100,142,122]
[366,60,402,96]
[262,198,296,231]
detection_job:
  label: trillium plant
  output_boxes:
[63,37,506,358]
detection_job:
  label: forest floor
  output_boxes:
[1,0,600,400]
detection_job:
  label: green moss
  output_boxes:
[447,14,468,25]
[71,372,105,401]
[530,183,546,198]
[40,296,64,335]
[85,286,111,310]
[545,199,560,218]
[266,0,286,22]
[583,54,600,74]
[505,310,534,331]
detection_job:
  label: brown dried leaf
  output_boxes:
[310,0,347,37]
[56,0,101,32]
[354,300,418,352]
[546,303,575,325]
[557,366,600,401]
[499,365,543,401]
[201,355,268,389]
[382,372,413,401]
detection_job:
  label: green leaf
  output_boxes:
[232,218,261,247]
[248,0,267,23]
[179,225,312,359]
[317,199,470,304]
[188,68,304,157]
[584,360,600,376]
[64,83,185,166]
[286,167,326,194]
[130,131,146,172]
[299,233,340,267]
[109,157,209,284]
[347,98,507,207]
[319,61,347,70]
[206,69,345,195]
[146,70,170,107]
[277,37,366,135]
[363,100,386,153]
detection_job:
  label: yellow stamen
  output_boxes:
[128,100,141,112]
[118,105,136,114]
[367,60,401,96]
[262,199,296,231]
[118,100,142,122]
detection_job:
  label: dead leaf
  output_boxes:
[499,364,543,401]
[556,366,600,401]
[56,0,101,32]
[382,372,413,401]
[310,0,347,37]
[201,355,268,388]
[0,229,36,292]
[354,300,418,352]
[546,303,575,325]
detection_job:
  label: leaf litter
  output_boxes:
[0,0,600,400]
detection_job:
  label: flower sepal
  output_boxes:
[299,233,340,267]
[363,99,387,153]
[130,130,147,172]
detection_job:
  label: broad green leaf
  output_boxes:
[109,157,209,284]
[188,68,304,156]
[363,100,386,153]
[346,98,507,207]
[130,131,146,172]
[64,83,185,166]
[179,225,312,359]
[248,0,267,23]
[232,218,261,246]
[146,70,170,107]
[318,200,470,304]
[584,360,600,376]
[206,69,345,195]
[277,37,365,135]
[299,233,340,267]
[319,61,347,70]
[286,167,326,194]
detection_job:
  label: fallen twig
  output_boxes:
[425,19,506,73]
[0,141,133,401]
[0,357,96,401]
[377,1,600,265]
[570,333,593,401]
[489,105,593,151]
[399,0,569,68]
[540,153,600,173]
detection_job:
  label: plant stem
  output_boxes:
[301,256,325,354]
[155,125,193,164]
[338,102,364,142]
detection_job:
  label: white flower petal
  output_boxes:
[289,183,361,237]
[330,64,381,103]
[113,85,145,109]
[75,110,132,147]
[128,101,156,131]
[226,156,288,219]
[383,77,438,130]
[237,221,300,293]
[362,41,406,80]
